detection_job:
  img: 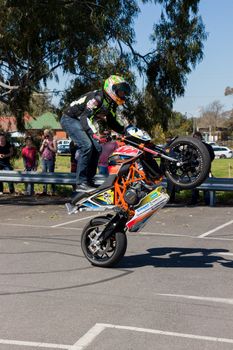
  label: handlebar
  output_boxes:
[122,137,160,156]
[122,137,179,163]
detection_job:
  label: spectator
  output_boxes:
[165,137,178,204]
[0,132,15,195]
[70,140,79,191]
[190,131,215,205]
[39,129,57,195]
[98,132,118,176]
[22,136,38,195]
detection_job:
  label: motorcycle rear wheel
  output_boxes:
[81,216,127,267]
[164,137,211,189]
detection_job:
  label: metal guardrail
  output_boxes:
[196,177,233,206]
[0,171,77,185]
[0,171,232,206]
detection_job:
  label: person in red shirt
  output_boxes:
[98,131,118,176]
[22,136,38,195]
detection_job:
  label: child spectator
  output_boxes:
[0,132,15,194]
[98,131,118,176]
[22,136,38,195]
[39,129,57,195]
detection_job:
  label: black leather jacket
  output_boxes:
[64,90,124,135]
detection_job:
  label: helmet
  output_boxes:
[104,75,131,105]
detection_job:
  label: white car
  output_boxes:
[212,146,233,159]
[206,141,219,147]
[57,139,71,147]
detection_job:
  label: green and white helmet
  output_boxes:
[104,75,131,105]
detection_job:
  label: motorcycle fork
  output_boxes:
[99,212,128,242]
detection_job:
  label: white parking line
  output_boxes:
[140,232,193,238]
[0,338,70,348]
[1,221,233,241]
[71,323,233,348]
[157,293,233,305]
[71,323,106,349]
[217,252,233,256]
[0,222,82,231]
[198,219,233,238]
[2,321,233,349]
[51,214,98,228]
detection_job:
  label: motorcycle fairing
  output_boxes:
[76,188,115,211]
[94,189,114,205]
[126,186,169,232]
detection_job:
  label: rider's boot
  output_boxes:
[65,202,78,215]
[76,183,96,192]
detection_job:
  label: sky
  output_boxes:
[134,0,233,117]
[49,0,233,118]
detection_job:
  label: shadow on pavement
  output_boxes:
[118,247,233,269]
[0,194,68,206]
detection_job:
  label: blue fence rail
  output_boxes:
[0,171,232,206]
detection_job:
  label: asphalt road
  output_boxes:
[0,196,233,350]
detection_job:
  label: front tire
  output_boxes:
[81,216,127,267]
[164,137,211,189]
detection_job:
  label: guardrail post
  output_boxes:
[209,191,216,207]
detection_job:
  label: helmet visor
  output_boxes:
[113,82,131,101]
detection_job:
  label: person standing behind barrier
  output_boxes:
[0,132,15,195]
[98,131,118,176]
[39,129,57,195]
[70,140,79,191]
[22,136,38,195]
[190,131,215,205]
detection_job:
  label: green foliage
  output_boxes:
[60,46,136,108]
[0,0,206,133]
[146,0,207,130]
[151,123,166,144]
[167,111,193,136]
[0,0,139,129]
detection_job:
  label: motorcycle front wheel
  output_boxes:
[81,216,127,267]
[164,137,211,189]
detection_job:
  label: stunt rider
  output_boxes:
[60,75,131,192]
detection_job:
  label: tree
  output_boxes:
[225,86,233,96]
[59,46,136,109]
[0,0,206,132]
[198,101,224,130]
[145,0,207,130]
[0,0,139,130]
[167,111,192,137]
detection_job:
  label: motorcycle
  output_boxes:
[66,127,211,267]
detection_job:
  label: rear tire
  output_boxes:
[164,137,211,189]
[81,216,127,267]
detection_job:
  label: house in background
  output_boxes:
[25,112,67,139]
[0,112,67,140]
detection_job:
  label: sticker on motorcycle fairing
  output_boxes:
[86,98,98,110]
[94,189,114,205]
[126,193,169,232]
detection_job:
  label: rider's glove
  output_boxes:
[92,134,101,141]
[124,125,133,135]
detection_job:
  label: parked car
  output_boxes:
[212,146,233,159]
[57,139,71,147]
[206,141,219,147]
[57,144,71,155]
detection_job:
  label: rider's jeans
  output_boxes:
[60,115,102,185]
